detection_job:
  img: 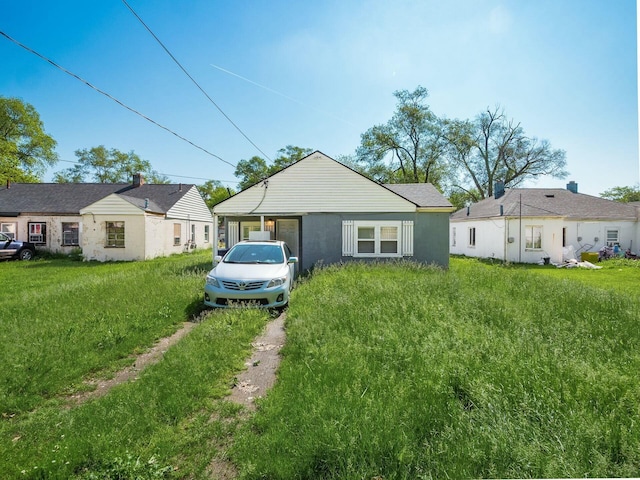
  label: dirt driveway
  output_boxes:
[67,312,286,409]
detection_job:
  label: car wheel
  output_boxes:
[18,248,34,261]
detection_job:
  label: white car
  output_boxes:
[204,240,298,309]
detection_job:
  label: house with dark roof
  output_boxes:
[213,151,455,270]
[450,181,640,264]
[0,174,213,261]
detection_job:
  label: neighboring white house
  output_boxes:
[0,175,213,261]
[450,181,640,264]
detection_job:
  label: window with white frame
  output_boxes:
[525,225,542,249]
[0,223,17,240]
[28,222,47,245]
[452,227,456,247]
[342,220,413,258]
[191,224,196,242]
[106,221,125,248]
[606,228,619,246]
[62,222,79,246]
[204,225,210,243]
[468,227,476,247]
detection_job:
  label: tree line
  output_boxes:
[2,92,637,210]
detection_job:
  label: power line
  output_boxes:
[0,30,236,169]
[122,0,272,162]
[211,63,356,127]
[56,158,238,184]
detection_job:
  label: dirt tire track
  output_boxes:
[66,321,197,406]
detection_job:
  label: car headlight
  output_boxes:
[206,275,220,287]
[267,277,287,288]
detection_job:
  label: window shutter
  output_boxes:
[227,221,239,248]
[402,220,414,256]
[342,220,354,256]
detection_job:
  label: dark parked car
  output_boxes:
[0,232,36,260]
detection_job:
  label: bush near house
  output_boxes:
[1,255,638,478]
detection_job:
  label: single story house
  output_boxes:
[450,181,640,264]
[0,174,213,261]
[213,151,455,271]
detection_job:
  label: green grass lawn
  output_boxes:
[1,254,639,479]
[233,257,640,479]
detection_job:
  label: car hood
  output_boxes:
[210,262,288,281]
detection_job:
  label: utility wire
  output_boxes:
[122,0,272,161]
[0,30,236,168]
[56,158,238,184]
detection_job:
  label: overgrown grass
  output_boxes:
[0,253,212,415]
[233,258,640,479]
[1,308,269,478]
[527,256,640,295]
[3,254,640,478]
[1,252,272,478]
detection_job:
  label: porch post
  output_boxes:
[213,214,218,260]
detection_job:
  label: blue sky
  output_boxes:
[1,0,637,196]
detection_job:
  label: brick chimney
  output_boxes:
[494,181,505,199]
[566,181,578,193]
[133,173,145,187]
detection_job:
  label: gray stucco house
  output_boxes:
[213,151,454,271]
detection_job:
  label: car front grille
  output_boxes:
[221,280,265,291]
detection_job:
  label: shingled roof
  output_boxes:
[383,183,454,208]
[451,188,639,221]
[0,182,194,215]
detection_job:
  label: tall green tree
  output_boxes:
[355,86,449,186]
[0,96,58,183]
[53,146,168,183]
[270,145,313,173]
[600,185,640,203]
[234,155,269,190]
[234,146,313,190]
[445,107,568,200]
[198,179,235,209]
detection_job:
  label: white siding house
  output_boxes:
[0,177,213,261]
[450,182,640,264]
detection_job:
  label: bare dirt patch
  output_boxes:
[227,312,286,410]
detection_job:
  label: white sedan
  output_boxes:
[204,240,297,309]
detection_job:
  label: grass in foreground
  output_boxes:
[1,304,269,479]
[0,252,212,415]
[233,259,640,479]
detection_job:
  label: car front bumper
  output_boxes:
[204,283,289,308]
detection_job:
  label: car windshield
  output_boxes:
[224,244,284,264]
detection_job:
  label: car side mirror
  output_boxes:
[288,256,298,264]
[214,255,222,263]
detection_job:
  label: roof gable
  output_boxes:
[451,188,639,221]
[214,151,449,214]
